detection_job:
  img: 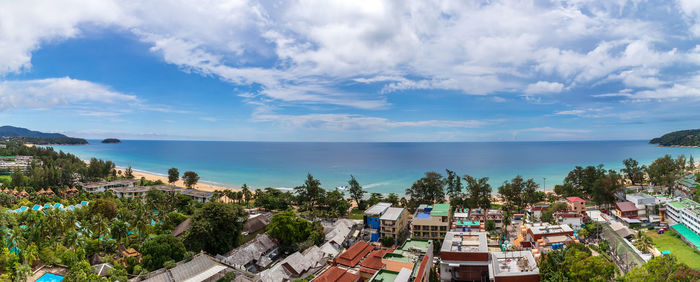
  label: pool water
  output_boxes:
[36,273,64,282]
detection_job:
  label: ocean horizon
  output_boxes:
[49,139,700,195]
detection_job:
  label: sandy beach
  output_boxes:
[115,167,240,193]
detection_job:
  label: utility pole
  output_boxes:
[543,177,546,194]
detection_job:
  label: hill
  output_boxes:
[0,126,88,145]
[649,129,700,147]
[101,138,122,144]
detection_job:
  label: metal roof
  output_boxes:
[365,202,392,216]
[380,207,404,221]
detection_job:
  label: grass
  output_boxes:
[349,207,364,220]
[0,175,10,183]
[647,230,700,270]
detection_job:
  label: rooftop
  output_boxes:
[365,202,392,216]
[380,207,404,221]
[335,241,375,267]
[430,204,450,217]
[615,201,638,212]
[566,196,585,203]
[400,238,431,253]
[314,266,359,282]
[360,248,393,270]
[370,269,399,282]
[440,231,488,253]
[526,223,573,235]
[489,251,539,277]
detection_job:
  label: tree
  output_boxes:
[484,220,495,232]
[592,171,624,208]
[445,169,462,206]
[295,173,324,211]
[498,176,537,212]
[90,198,118,219]
[241,184,252,205]
[647,155,681,195]
[141,234,186,271]
[464,175,491,211]
[348,175,365,209]
[625,255,700,281]
[689,155,695,170]
[386,193,399,206]
[267,210,324,252]
[632,230,653,254]
[167,167,179,184]
[367,193,384,207]
[381,236,395,248]
[185,202,248,254]
[323,189,350,218]
[622,158,645,185]
[182,171,200,189]
[405,172,445,209]
[124,166,134,179]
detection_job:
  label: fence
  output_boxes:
[601,223,645,273]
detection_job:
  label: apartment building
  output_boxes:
[411,204,452,240]
[365,202,392,242]
[81,179,136,193]
[110,185,214,202]
[380,207,409,243]
[565,197,586,213]
[665,198,700,236]
[439,231,490,282]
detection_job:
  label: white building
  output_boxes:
[665,198,700,236]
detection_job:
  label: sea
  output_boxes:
[48,140,700,195]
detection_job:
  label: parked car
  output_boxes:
[657,229,665,234]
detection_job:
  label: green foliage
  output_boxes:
[254,187,293,211]
[65,260,105,281]
[107,263,128,282]
[267,210,324,252]
[185,201,248,255]
[217,271,236,282]
[367,192,384,207]
[484,220,495,232]
[498,175,538,212]
[405,171,445,209]
[622,158,646,185]
[445,169,462,201]
[348,175,365,208]
[647,155,683,195]
[142,234,186,271]
[650,129,700,147]
[101,138,121,144]
[182,171,200,188]
[294,173,324,211]
[381,236,395,248]
[91,198,118,219]
[624,255,700,281]
[124,166,134,179]
[464,174,491,211]
[540,243,615,282]
[168,167,179,184]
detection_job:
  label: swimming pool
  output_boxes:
[36,273,64,282]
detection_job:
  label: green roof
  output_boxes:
[383,252,412,262]
[669,202,685,209]
[456,220,480,226]
[371,269,399,282]
[400,238,430,253]
[671,224,700,249]
[430,203,450,217]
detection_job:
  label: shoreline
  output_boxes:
[107,165,240,193]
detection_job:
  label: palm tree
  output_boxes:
[633,230,653,253]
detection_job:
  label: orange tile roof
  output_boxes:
[314,266,358,282]
[359,248,392,270]
[566,197,585,203]
[335,241,374,267]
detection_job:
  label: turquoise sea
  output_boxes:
[49,140,700,194]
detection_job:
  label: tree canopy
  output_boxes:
[185,201,248,255]
[141,234,186,271]
[182,171,199,188]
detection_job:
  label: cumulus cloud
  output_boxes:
[1,0,698,109]
[524,81,565,94]
[0,77,137,111]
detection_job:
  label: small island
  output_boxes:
[650,129,700,147]
[101,138,122,144]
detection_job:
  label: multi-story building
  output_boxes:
[554,212,584,230]
[411,204,451,240]
[365,202,392,242]
[488,251,540,282]
[380,207,409,243]
[439,231,490,281]
[110,185,214,202]
[665,198,700,237]
[81,179,136,193]
[517,223,576,252]
[565,197,586,214]
[615,201,639,219]
[676,173,698,199]
[0,156,35,173]
[379,238,433,282]
[626,193,656,220]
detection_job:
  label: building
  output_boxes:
[626,193,656,220]
[439,231,490,281]
[463,208,504,229]
[554,212,584,230]
[365,202,392,241]
[565,197,586,213]
[109,185,214,202]
[665,199,700,237]
[615,201,639,219]
[380,207,409,243]
[142,253,235,282]
[358,248,393,280]
[0,156,35,173]
[411,204,452,240]
[529,204,550,221]
[488,251,539,282]
[676,174,698,199]
[381,238,433,282]
[368,269,412,282]
[314,266,360,282]
[219,234,278,273]
[518,223,576,252]
[81,179,135,193]
[335,241,376,268]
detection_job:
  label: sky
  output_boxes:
[1,0,700,142]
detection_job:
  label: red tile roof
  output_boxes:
[615,201,638,212]
[566,197,586,203]
[314,266,358,282]
[335,241,375,267]
[359,248,392,270]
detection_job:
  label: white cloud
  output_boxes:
[0,77,137,111]
[0,0,698,109]
[524,81,565,94]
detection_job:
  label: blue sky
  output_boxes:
[1,0,700,141]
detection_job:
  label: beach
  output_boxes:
[115,167,240,193]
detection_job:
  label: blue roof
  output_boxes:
[415,212,431,219]
[18,206,28,212]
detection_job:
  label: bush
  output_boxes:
[163,260,177,269]
[381,237,395,248]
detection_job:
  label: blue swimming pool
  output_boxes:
[36,273,64,282]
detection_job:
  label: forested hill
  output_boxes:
[0,125,88,145]
[649,129,700,147]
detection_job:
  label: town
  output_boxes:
[1,141,700,282]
